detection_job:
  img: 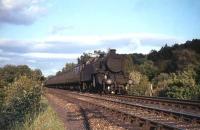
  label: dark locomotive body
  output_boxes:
[45,49,129,94]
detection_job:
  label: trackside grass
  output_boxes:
[14,96,65,130]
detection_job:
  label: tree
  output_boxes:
[123,54,134,73]
[163,68,197,99]
[0,79,5,112]
[94,50,105,56]
[78,53,92,64]
[171,49,199,71]
[56,71,62,75]
[131,53,147,65]
[32,69,45,81]
[77,50,105,64]
[195,65,200,85]
[0,65,44,129]
[147,40,200,73]
[62,63,76,72]
[128,70,151,96]
[165,82,200,100]
[148,50,158,62]
[139,60,159,81]
[152,73,170,96]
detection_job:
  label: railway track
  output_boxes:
[90,94,200,120]
[106,94,200,114]
[47,88,200,130]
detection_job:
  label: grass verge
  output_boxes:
[15,96,65,130]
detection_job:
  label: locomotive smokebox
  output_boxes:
[106,49,122,73]
[109,49,116,55]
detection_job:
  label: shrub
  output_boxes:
[153,67,200,99]
[166,85,200,100]
[0,65,43,130]
[127,70,151,96]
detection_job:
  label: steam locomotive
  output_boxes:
[45,49,131,94]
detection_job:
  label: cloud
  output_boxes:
[0,56,10,61]
[22,52,80,59]
[44,33,184,54]
[27,59,36,63]
[45,33,181,46]
[0,39,34,53]
[0,32,184,58]
[50,25,74,34]
[0,0,47,25]
[0,32,185,76]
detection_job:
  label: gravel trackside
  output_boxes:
[45,90,129,130]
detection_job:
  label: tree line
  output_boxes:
[60,39,200,100]
[124,39,200,99]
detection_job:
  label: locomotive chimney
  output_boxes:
[109,49,116,55]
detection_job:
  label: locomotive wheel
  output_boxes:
[82,82,86,92]
[102,82,109,94]
[92,75,100,93]
[79,83,83,92]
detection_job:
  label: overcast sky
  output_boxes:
[0,0,200,76]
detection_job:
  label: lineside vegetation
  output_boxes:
[53,39,200,100]
[0,65,63,129]
[125,39,200,99]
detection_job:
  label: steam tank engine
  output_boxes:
[45,49,129,94]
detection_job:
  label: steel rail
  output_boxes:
[49,89,182,130]
[47,88,200,129]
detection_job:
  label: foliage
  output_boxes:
[123,54,134,74]
[15,97,65,130]
[94,50,106,56]
[152,73,170,96]
[129,70,142,85]
[148,39,200,73]
[0,65,30,85]
[153,67,199,99]
[77,52,92,64]
[139,60,159,81]
[195,65,200,85]
[128,70,151,96]
[131,53,147,65]
[145,39,200,99]
[77,50,105,64]
[0,80,5,112]
[5,75,42,110]
[53,39,200,99]
[165,85,200,100]
[61,63,77,73]
[0,65,44,86]
[164,69,197,99]
[169,49,199,72]
[0,65,44,129]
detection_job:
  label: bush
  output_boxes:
[153,67,200,99]
[0,65,43,130]
[127,70,151,96]
[139,60,159,81]
[152,73,170,96]
[166,85,200,100]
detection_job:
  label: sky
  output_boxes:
[0,0,200,76]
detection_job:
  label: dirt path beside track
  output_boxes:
[45,88,128,130]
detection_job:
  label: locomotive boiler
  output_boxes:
[45,49,130,94]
